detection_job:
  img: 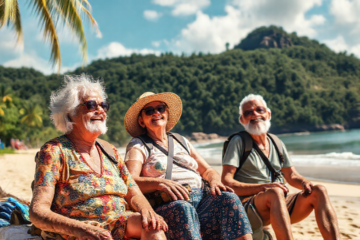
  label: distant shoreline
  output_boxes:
[187,127,355,144]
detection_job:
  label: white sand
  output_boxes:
[1,151,359,239]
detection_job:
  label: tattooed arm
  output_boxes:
[30,186,113,240]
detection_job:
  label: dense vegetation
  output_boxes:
[1,26,360,146]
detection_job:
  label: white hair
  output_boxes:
[50,74,107,133]
[239,94,271,116]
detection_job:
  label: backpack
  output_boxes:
[222,131,285,173]
[136,132,190,157]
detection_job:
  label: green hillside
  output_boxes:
[1,26,360,146]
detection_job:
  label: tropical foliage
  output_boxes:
[0,85,12,115]
[20,101,43,127]
[0,0,100,71]
[1,26,360,147]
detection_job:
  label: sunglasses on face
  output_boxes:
[141,104,167,116]
[243,106,267,117]
[78,100,110,112]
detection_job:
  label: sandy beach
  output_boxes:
[1,150,360,239]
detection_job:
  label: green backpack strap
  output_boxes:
[222,131,253,172]
[267,133,284,164]
[236,131,253,172]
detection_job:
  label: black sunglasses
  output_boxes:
[78,100,110,112]
[243,106,266,117]
[141,104,167,116]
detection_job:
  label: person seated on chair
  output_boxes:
[29,75,167,240]
[221,94,340,240]
[124,92,253,240]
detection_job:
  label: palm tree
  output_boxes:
[0,85,13,116]
[0,0,101,71]
[20,101,43,127]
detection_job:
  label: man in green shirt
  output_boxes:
[222,94,340,240]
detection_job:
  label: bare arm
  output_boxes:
[124,185,168,231]
[281,166,313,193]
[30,186,112,240]
[125,147,190,201]
[222,165,288,196]
[188,143,233,195]
[125,149,167,194]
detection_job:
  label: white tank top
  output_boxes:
[125,137,202,189]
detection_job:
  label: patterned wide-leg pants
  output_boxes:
[154,188,252,240]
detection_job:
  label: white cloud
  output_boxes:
[330,0,360,25]
[323,0,360,57]
[3,52,80,75]
[152,0,177,6]
[349,43,360,57]
[323,35,348,53]
[152,41,162,47]
[143,10,163,21]
[322,35,360,58]
[330,0,360,35]
[96,42,160,59]
[4,53,55,75]
[0,28,24,54]
[152,0,210,16]
[170,0,325,53]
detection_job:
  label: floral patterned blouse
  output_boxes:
[34,135,136,229]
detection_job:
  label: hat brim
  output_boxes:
[124,92,182,137]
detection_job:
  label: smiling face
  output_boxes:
[240,99,271,135]
[138,101,169,132]
[71,92,108,136]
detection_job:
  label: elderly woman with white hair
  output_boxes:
[29,75,167,240]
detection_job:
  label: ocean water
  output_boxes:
[194,129,360,167]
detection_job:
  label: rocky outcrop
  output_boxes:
[315,124,345,131]
[260,33,293,49]
[234,26,294,51]
[272,124,346,134]
[189,132,224,142]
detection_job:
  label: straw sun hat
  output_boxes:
[124,92,182,137]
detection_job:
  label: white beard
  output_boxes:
[243,118,271,135]
[83,115,108,134]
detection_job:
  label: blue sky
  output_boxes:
[1,0,359,74]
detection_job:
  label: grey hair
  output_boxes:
[239,94,271,116]
[49,74,107,133]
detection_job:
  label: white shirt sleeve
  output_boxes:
[124,138,149,163]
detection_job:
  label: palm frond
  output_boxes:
[79,2,101,37]
[35,115,43,125]
[0,0,5,26]
[20,115,28,124]
[20,101,43,127]
[13,0,22,43]
[52,0,87,64]
[53,0,101,66]
[3,95,12,102]
[0,0,23,44]
[32,0,61,70]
